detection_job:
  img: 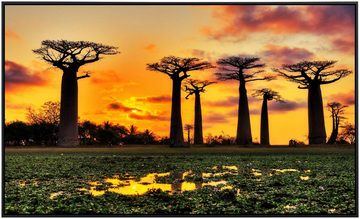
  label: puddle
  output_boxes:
[271,168,299,173]
[49,191,64,199]
[78,167,237,197]
[299,176,310,181]
[251,169,262,177]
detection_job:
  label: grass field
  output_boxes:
[4,145,357,215]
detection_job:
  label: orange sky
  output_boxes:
[4,4,356,144]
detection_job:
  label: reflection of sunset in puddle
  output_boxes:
[78,168,236,197]
[73,166,311,197]
[271,168,299,173]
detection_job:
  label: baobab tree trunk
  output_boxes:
[236,82,252,145]
[260,97,270,145]
[170,79,185,147]
[327,115,339,144]
[308,83,326,144]
[194,93,203,144]
[58,70,79,146]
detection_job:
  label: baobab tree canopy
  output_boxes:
[147,56,213,147]
[274,60,352,144]
[33,40,119,147]
[147,56,214,79]
[252,88,283,102]
[274,61,351,88]
[183,79,215,99]
[33,40,119,70]
[216,57,273,82]
[216,56,273,145]
[183,79,215,145]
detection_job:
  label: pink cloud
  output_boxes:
[327,90,355,105]
[261,44,314,65]
[204,5,355,40]
[5,60,47,91]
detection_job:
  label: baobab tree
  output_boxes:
[33,40,119,146]
[252,89,283,145]
[147,56,213,147]
[274,61,351,144]
[184,79,215,144]
[184,124,194,144]
[327,102,347,144]
[215,56,273,145]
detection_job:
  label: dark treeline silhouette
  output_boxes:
[33,40,119,147]
[4,119,168,146]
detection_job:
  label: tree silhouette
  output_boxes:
[216,56,273,145]
[327,102,347,144]
[253,89,283,145]
[184,124,194,144]
[27,101,60,125]
[339,123,355,144]
[33,40,119,146]
[184,79,215,144]
[147,56,213,147]
[274,61,351,144]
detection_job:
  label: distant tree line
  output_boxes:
[4,100,355,146]
[4,101,170,146]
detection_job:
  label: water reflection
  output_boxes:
[79,166,237,197]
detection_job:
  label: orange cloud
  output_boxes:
[5,28,20,40]
[128,112,169,121]
[135,95,171,103]
[203,112,229,123]
[144,43,157,52]
[107,102,142,112]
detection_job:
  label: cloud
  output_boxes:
[144,43,157,52]
[5,28,20,40]
[268,100,306,112]
[203,113,229,123]
[327,90,355,105]
[107,102,142,112]
[261,44,314,65]
[5,60,47,90]
[135,95,171,103]
[205,96,260,107]
[89,70,123,84]
[204,5,355,40]
[331,37,354,54]
[128,112,169,121]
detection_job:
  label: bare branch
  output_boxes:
[33,40,119,71]
[273,60,351,88]
[147,56,214,81]
[77,72,91,80]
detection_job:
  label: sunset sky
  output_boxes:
[5,4,356,144]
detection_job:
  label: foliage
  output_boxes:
[4,147,356,215]
[338,123,355,144]
[205,134,236,145]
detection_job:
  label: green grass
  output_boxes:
[4,145,356,215]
